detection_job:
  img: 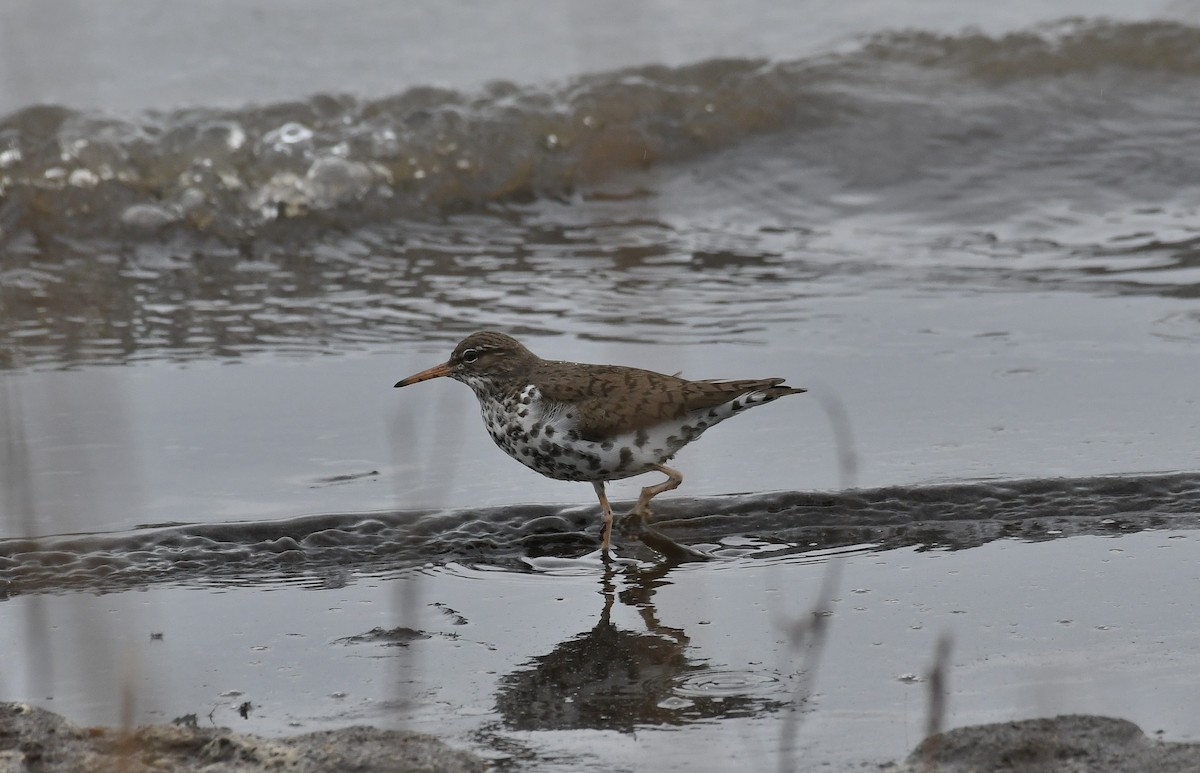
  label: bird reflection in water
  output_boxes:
[494,530,791,733]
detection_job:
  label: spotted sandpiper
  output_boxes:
[394,332,805,555]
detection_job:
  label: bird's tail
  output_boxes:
[740,378,806,407]
[755,378,807,400]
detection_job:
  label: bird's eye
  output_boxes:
[461,348,479,364]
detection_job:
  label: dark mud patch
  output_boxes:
[334,626,434,647]
[1,471,1198,598]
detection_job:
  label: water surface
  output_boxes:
[2,5,1199,770]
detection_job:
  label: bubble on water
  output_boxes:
[306,156,374,208]
[178,187,207,212]
[217,121,247,151]
[371,127,400,157]
[263,122,314,150]
[121,203,179,229]
[249,172,309,219]
[656,696,695,710]
[68,168,99,187]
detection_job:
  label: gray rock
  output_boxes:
[903,715,1200,773]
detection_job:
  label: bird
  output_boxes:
[394,331,805,556]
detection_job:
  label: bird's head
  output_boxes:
[394,331,537,393]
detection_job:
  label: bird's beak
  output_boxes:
[394,361,453,388]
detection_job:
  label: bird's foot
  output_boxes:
[617,510,647,539]
[626,505,654,530]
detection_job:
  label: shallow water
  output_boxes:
[3,527,1198,770]
[2,3,1200,770]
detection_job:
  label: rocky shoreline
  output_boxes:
[5,702,1200,772]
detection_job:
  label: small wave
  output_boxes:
[1,471,1196,599]
[3,20,1200,369]
[0,58,814,240]
[3,19,1199,241]
[0,22,1196,371]
[862,18,1200,81]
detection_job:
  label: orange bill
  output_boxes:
[394,361,453,388]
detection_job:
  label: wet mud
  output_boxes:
[2,471,1196,598]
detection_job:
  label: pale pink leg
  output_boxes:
[633,463,683,520]
[592,481,614,555]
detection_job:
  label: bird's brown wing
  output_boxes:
[535,360,798,441]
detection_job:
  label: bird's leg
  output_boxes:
[633,463,683,521]
[592,480,614,556]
